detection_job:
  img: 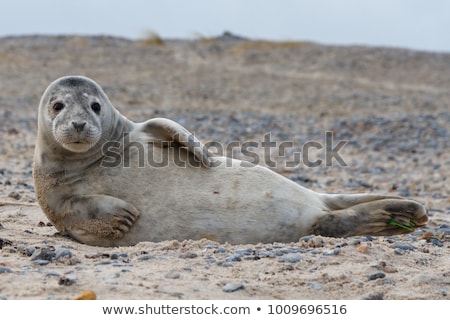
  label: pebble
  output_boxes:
[225,253,242,262]
[8,191,21,200]
[46,271,61,277]
[430,238,443,247]
[0,267,13,273]
[278,253,301,263]
[363,292,384,300]
[165,270,181,279]
[95,261,113,265]
[234,248,253,255]
[322,248,341,256]
[437,228,450,235]
[394,248,406,255]
[438,288,448,297]
[255,249,273,258]
[368,272,386,281]
[308,282,322,290]
[137,254,156,261]
[223,283,244,292]
[217,261,233,267]
[204,256,216,263]
[55,248,72,260]
[392,242,416,251]
[17,244,36,256]
[30,247,55,262]
[58,273,77,286]
[179,252,198,259]
[299,235,315,242]
[33,259,50,266]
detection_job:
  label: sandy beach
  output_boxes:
[0,34,449,299]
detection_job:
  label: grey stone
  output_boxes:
[223,283,244,292]
[278,253,301,263]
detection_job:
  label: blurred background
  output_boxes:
[1,0,449,52]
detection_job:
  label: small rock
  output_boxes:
[392,242,416,251]
[223,283,244,292]
[299,235,314,242]
[74,290,97,300]
[282,264,294,271]
[165,270,181,279]
[368,272,386,281]
[95,261,113,266]
[59,273,77,286]
[430,238,443,247]
[154,289,184,298]
[137,254,156,261]
[217,261,233,267]
[363,292,384,300]
[308,282,322,290]
[8,191,21,200]
[437,228,450,235]
[225,253,242,262]
[323,248,341,256]
[55,248,72,260]
[17,244,36,256]
[214,247,226,254]
[421,231,434,240]
[309,237,325,247]
[356,245,369,253]
[255,249,273,258]
[30,247,56,262]
[205,256,216,263]
[438,288,448,297]
[394,248,405,255]
[0,267,13,273]
[278,253,301,263]
[179,252,198,259]
[234,248,253,255]
[33,259,50,266]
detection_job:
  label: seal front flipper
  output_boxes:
[134,118,212,167]
[55,195,140,245]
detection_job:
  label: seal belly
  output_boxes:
[104,146,326,245]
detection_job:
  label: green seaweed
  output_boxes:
[388,220,414,231]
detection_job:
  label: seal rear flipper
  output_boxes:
[311,198,428,237]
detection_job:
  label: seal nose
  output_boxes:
[72,121,86,132]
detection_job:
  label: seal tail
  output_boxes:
[312,193,428,237]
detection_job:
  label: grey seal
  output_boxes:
[33,75,428,246]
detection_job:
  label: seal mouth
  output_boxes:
[63,141,95,153]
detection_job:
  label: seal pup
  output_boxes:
[33,76,428,246]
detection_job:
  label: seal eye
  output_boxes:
[53,102,65,111]
[91,102,101,114]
